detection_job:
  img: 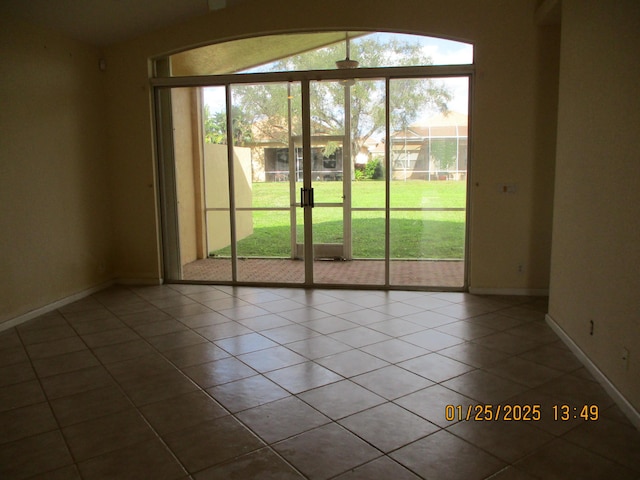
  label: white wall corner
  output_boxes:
[546,313,640,431]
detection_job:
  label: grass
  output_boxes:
[211,180,466,259]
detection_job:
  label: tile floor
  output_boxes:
[1,285,639,479]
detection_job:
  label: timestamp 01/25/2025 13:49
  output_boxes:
[444,404,600,422]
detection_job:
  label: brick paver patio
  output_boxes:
[183,258,464,288]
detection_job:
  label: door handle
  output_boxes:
[300,188,315,208]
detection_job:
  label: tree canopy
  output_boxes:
[204,36,453,165]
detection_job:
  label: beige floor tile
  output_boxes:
[27,465,82,480]
[298,380,385,420]
[194,448,304,479]
[400,329,465,351]
[0,345,29,368]
[485,466,539,480]
[19,325,78,346]
[140,390,227,436]
[162,341,230,368]
[237,345,307,373]
[469,312,526,331]
[77,437,187,480]
[394,384,477,428]
[207,375,290,412]
[448,419,555,463]
[236,396,330,444]
[402,310,459,328]
[3,286,638,480]
[442,369,529,404]
[183,357,258,388]
[0,361,35,387]
[195,322,253,341]
[260,324,320,344]
[285,336,352,359]
[0,402,58,444]
[0,430,73,480]
[340,402,439,452]
[351,365,433,400]
[146,329,208,352]
[333,456,421,479]
[398,352,475,382]
[132,318,189,338]
[25,336,87,360]
[68,316,126,336]
[301,316,358,334]
[368,318,426,336]
[328,326,392,348]
[435,319,498,340]
[437,341,509,368]
[273,423,381,480]
[177,311,231,328]
[105,353,178,383]
[473,331,543,355]
[81,327,140,348]
[316,349,389,377]
[40,366,116,400]
[360,338,428,363]
[337,308,393,325]
[91,338,156,364]
[237,314,293,331]
[0,329,22,350]
[487,356,564,387]
[62,408,156,461]
[562,417,640,473]
[49,385,132,427]
[33,350,100,378]
[265,361,343,394]
[116,369,200,406]
[537,372,616,408]
[164,416,264,473]
[514,438,637,479]
[215,332,279,355]
[391,430,505,480]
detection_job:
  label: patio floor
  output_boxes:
[183,258,465,288]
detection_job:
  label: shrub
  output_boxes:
[364,158,384,180]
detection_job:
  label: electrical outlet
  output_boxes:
[621,347,630,370]
[517,264,524,274]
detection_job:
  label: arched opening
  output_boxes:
[153,31,473,290]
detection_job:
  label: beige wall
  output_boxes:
[549,0,640,410]
[0,19,114,326]
[104,0,559,293]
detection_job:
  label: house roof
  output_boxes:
[393,111,468,139]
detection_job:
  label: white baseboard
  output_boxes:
[546,313,640,430]
[469,287,549,296]
[116,277,164,286]
[0,280,115,333]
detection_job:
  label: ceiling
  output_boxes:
[1,0,249,47]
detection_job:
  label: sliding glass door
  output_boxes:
[156,71,469,290]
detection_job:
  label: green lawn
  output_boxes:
[211,180,466,259]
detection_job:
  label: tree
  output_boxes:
[203,104,254,145]
[203,36,453,166]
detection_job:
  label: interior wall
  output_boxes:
[104,0,558,292]
[549,0,640,411]
[0,18,114,326]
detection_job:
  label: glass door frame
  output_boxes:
[153,63,474,290]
